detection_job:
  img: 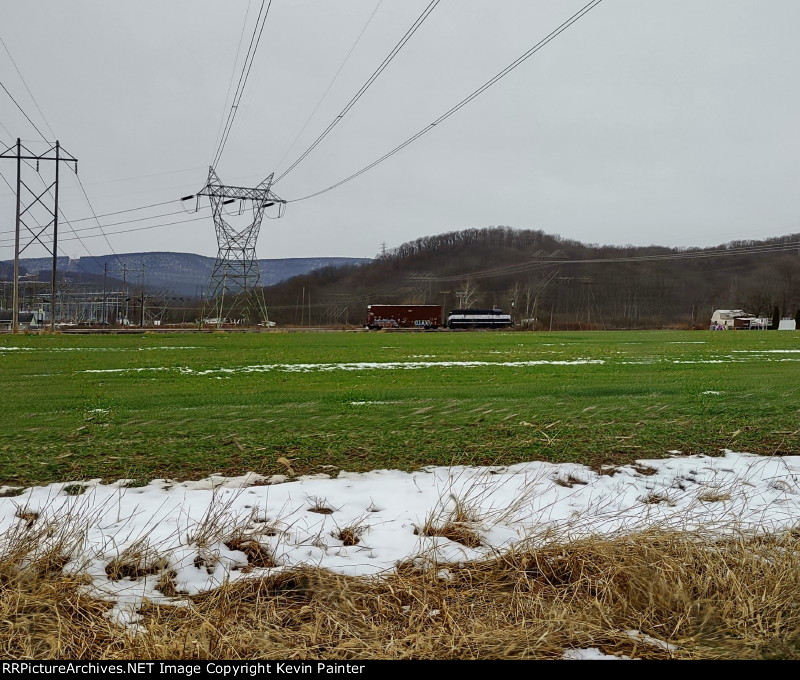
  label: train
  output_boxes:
[365,305,442,329]
[365,304,513,330]
[446,308,513,329]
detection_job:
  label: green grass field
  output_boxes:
[1,329,798,487]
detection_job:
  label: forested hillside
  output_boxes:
[262,227,800,329]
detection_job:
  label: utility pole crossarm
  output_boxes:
[197,169,285,205]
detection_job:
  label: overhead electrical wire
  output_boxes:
[72,172,127,267]
[0,53,124,267]
[0,213,208,247]
[0,201,205,236]
[0,35,56,139]
[272,0,385,173]
[0,170,53,251]
[0,206,208,240]
[0,168,112,282]
[213,0,253,157]
[423,237,800,282]
[211,0,274,169]
[274,0,440,184]
[285,0,604,202]
[35,214,208,243]
[0,135,103,266]
[0,79,48,141]
[56,199,194,224]
[78,164,207,188]
[0,40,161,270]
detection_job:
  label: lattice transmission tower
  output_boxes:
[197,167,285,324]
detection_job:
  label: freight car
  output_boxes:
[366,304,442,329]
[446,308,513,329]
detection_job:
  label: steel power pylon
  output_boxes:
[197,167,285,324]
[0,138,78,333]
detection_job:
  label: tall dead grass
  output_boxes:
[1,529,799,659]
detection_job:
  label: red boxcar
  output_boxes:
[366,304,442,329]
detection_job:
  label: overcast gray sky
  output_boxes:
[1,0,798,262]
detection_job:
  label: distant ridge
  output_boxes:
[3,252,371,296]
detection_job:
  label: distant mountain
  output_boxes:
[3,252,371,296]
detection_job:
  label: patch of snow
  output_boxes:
[562,648,631,660]
[674,358,800,364]
[2,451,799,624]
[625,630,677,653]
[1,346,198,353]
[732,349,800,353]
[81,359,605,376]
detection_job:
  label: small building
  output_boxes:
[711,309,751,330]
[778,319,797,331]
[733,316,770,330]
[0,310,35,330]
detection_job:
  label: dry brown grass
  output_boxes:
[224,537,277,569]
[307,496,335,515]
[1,530,800,659]
[698,490,733,503]
[415,519,482,548]
[414,494,485,548]
[334,524,366,547]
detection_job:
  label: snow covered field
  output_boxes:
[1,450,798,627]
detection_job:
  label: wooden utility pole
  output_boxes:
[50,142,60,332]
[102,262,107,324]
[12,139,21,333]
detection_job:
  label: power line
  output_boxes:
[0,205,207,237]
[0,213,208,247]
[0,47,138,267]
[0,35,55,139]
[0,40,195,284]
[76,164,207,188]
[0,168,107,281]
[72,171,125,267]
[286,0,604,202]
[57,199,190,224]
[0,47,113,266]
[213,0,253,156]
[272,0,385,172]
[0,79,48,141]
[425,237,800,283]
[274,0,440,184]
[0,200,198,235]
[211,0,275,168]
[52,214,208,243]
[0,135,105,271]
[0,138,107,266]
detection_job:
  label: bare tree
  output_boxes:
[456,280,480,308]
